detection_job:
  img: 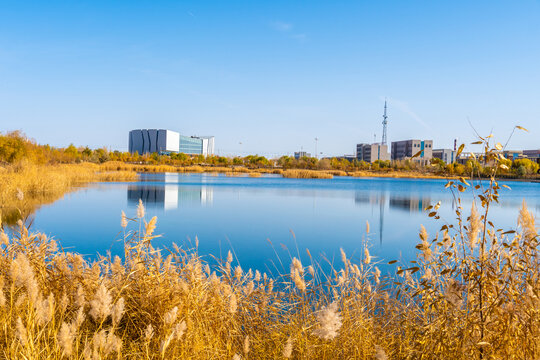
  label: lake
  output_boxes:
[28,173,540,274]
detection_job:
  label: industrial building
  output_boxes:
[502,150,523,161]
[433,148,456,164]
[523,149,540,163]
[129,129,214,156]
[356,143,390,163]
[294,151,311,159]
[391,139,433,165]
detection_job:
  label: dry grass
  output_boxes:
[99,162,178,173]
[99,161,457,181]
[254,168,283,175]
[326,170,347,176]
[99,162,255,175]
[282,170,334,179]
[347,170,454,179]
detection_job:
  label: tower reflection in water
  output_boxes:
[127,174,213,210]
[355,191,430,244]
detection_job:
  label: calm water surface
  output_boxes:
[30,173,540,274]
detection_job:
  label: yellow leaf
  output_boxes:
[456,144,465,157]
[516,125,529,132]
[412,150,423,158]
[495,143,503,151]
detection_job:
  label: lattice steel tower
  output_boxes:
[381,99,388,145]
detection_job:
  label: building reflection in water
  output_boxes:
[389,195,430,213]
[127,184,213,210]
[355,191,430,244]
[355,191,387,244]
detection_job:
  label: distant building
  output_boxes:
[456,152,481,165]
[433,149,456,164]
[129,129,214,156]
[391,139,433,165]
[179,135,215,156]
[356,143,390,163]
[335,155,357,162]
[502,150,523,161]
[523,149,540,163]
[129,129,180,155]
[294,151,311,160]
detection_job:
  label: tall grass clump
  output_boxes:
[0,132,537,359]
[282,169,333,179]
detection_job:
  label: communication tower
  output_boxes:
[381,99,388,146]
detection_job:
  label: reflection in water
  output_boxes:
[355,191,432,244]
[355,192,388,244]
[389,196,430,213]
[127,172,213,209]
[127,185,213,209]
[29,173,540,272]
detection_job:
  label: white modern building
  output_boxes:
[129,129,214,156]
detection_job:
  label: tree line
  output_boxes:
[1,131,538,177]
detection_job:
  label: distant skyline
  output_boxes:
[1,0,539,157]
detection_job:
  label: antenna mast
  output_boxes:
[381,99,388,146]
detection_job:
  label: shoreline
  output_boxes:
[98,161,540,182]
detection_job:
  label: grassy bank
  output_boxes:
[0,163,137,224]
[347,169,458,179]
[98,161,287,176]
[99,161,458,180]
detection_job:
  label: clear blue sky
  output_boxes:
[1,0,539,157]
